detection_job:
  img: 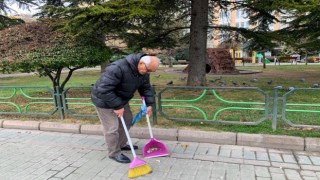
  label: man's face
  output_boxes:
[138,57,159,75]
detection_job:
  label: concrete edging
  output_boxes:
[130,127,178,141]
[40,122,80,134]
[305,137,320,152]
[1,119,320,152]
[237,133,305,151]
[80,124,103,135]
[2,120,39,130]
[178,129,236,145]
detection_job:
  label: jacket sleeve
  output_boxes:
[96,65,124,109]
[138,74,154,106]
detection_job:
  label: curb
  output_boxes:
[130,127,178,141]
[3,120,39,130]
[40,122,80,134]
[237,133,305,151]
[1,119,320,152]
[80,124,103,135]
[178,129,236,145]
[305,138,320,152]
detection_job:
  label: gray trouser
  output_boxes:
[95,104,133,157]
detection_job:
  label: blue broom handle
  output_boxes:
[141,97,154,138]
[120,116,137,158]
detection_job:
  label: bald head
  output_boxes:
[139,56,160,74]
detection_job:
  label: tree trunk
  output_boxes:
[187,0,208,86]
[305,51,308,65]
[101,61,109,73]
[263,53,266,69]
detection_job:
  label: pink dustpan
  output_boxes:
[143,138,169,158]
[141,97,169,158]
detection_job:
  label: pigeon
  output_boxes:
[231,81,238,87]
[154,75,161,78]
[313,83,319,88]
[267,80,273,85]
[213,76,222,82]
[300,78,306,82]
[242,82,250,87]
[218,80,226,86]
[166,80,173,85]
[180,77,186,81]
[251,78,257,83]
[288,87,295,91]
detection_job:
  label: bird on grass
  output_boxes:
[251,78,257,83]
[267,80,273,85]
[242,82,250,87]
[231,80,238,87]
[180,77,186,81]
[300,78,306,82]
[166,80,173,85]
[213,76,222,82]
[288,87,295,91]
[218,80,226,86]
[313,83,319,88]
[154,75,161,78]
[219,82,226,87]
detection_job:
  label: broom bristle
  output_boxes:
[128,164,152,178]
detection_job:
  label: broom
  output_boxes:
[119,116,152,178]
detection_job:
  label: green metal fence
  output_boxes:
[0,85,319,130]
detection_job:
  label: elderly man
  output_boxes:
[91,53,160,163]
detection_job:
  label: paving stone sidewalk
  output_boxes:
[1,128,320,180]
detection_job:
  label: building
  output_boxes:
[209,0,284,62]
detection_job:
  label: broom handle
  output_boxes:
[120,116,137,158]
[142,97,154,138]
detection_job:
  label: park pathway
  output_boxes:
[1,128,320,179]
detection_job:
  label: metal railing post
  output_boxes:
[152,84,157,124]
[55,86,65,120]
[272,86,281,130]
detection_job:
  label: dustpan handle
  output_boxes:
[120,116,137,158]
[141,97,154,138]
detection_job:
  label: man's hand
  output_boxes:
[146,106,152,117]
[114,108,124,118]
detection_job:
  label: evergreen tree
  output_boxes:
[0,0,37,29]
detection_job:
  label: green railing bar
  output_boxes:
[65,103,142,107]
[65,98,91,100]
[64,98,143,103]
[66,102,96,106]
[0,88,17,100]
[24,102,54,112]
[213,107,265,120]
[161,104,207,120]
[161,89,207,102]
[0,102,22,112]
[286,103,320,107]
[20,88,52,100]
[285,109,320,113]
[211,89,265,105]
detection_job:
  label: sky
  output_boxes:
[9,3,40,15]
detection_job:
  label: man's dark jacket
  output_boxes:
[91,53,154,110]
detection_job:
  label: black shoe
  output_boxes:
[121,145,138,151]
[110,154,131,164]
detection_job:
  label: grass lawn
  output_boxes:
[1,64,320,137]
